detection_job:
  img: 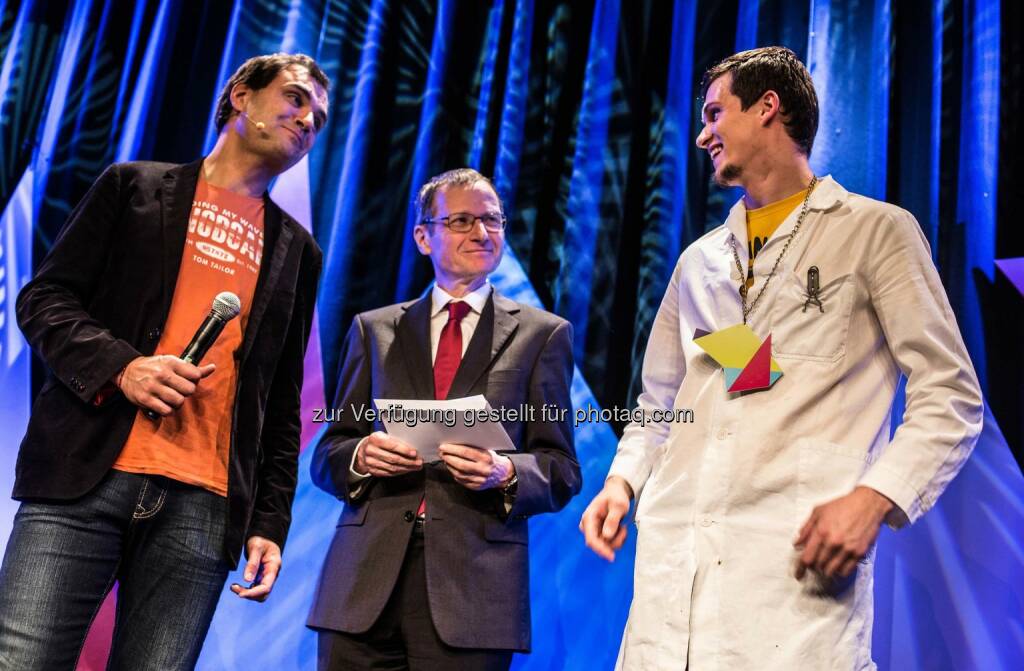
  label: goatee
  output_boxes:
[714,163,742,186]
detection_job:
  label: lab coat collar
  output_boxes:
[723,175,847,257]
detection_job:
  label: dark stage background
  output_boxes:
[0,0,1021,669]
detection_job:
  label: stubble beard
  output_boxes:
[714,162,742,187]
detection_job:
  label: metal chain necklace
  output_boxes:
[730,175,818,324]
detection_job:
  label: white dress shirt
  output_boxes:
[428,281,492,361]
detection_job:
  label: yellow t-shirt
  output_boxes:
[743,187,809,291]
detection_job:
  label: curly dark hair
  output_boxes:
[700,46,818,156]
[213,53,330,132]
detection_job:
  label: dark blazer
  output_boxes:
[14,159,321,566]
[308,291,580,652]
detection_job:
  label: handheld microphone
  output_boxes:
[144,291,242,420]
[242,112,266,131]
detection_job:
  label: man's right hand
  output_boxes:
[116,355,215,416]
[355,432,423,477]
[580,476,634,562]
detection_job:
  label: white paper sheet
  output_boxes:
[372,395,517,461]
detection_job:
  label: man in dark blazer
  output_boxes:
[309,168,581,670]
[0,54,326,670]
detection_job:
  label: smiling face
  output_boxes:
[695,73,766,187]
[231,64,329,172]
[413,181,505,293]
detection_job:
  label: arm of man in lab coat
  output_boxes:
[795,208,983,579]
[582,256,689,561]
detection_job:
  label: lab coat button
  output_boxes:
[701,517,712,527]
[716,428,728,440]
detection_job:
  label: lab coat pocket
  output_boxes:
[793,439,874,614]
[796,438,872,511]
[771,271,854,362]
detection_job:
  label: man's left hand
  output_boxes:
[230,536,282,602]
[793,486,895,580]
[439,443,515,491]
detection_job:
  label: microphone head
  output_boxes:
[211,292,242,321]
[243,112,266,132]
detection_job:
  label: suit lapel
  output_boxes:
[446,291,520,399]
[395,296,435,399]
[159,160,203,316]
[240,198,290,363]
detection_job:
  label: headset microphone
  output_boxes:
[242,112,266,131]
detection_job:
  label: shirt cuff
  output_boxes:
[348,437,373,495]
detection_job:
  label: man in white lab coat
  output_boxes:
[580,46,983,670]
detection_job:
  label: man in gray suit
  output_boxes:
[308,168,581,670]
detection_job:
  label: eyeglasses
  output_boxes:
[423,212,506,233]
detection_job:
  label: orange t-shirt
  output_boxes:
[113,175,265,496]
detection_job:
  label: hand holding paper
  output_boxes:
[373,395,516,462]
[439,444,516,491]
[355,431,423,478]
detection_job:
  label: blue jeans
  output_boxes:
[0,470,231,670]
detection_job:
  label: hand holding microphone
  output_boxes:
[120,356,214,418]
[119,292,242,419]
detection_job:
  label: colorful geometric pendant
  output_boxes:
[694,324,783,392]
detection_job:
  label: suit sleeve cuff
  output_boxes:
[73,340,140,403]
[245,522,288,555]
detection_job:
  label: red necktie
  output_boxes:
[433,301,472,400]
[419,300,472,518]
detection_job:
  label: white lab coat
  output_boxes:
[608,177,983,670]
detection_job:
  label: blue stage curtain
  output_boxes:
[1,1,1020,669]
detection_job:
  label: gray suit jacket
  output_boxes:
[308,290,580,651]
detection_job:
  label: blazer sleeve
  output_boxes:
[310,314,375,502]
[15,164,142,402]
[504,319,581,518]
[245,239,322,551]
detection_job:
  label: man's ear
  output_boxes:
[413,225,431,256]
[230,82,252,117]
[759,90,781,126]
